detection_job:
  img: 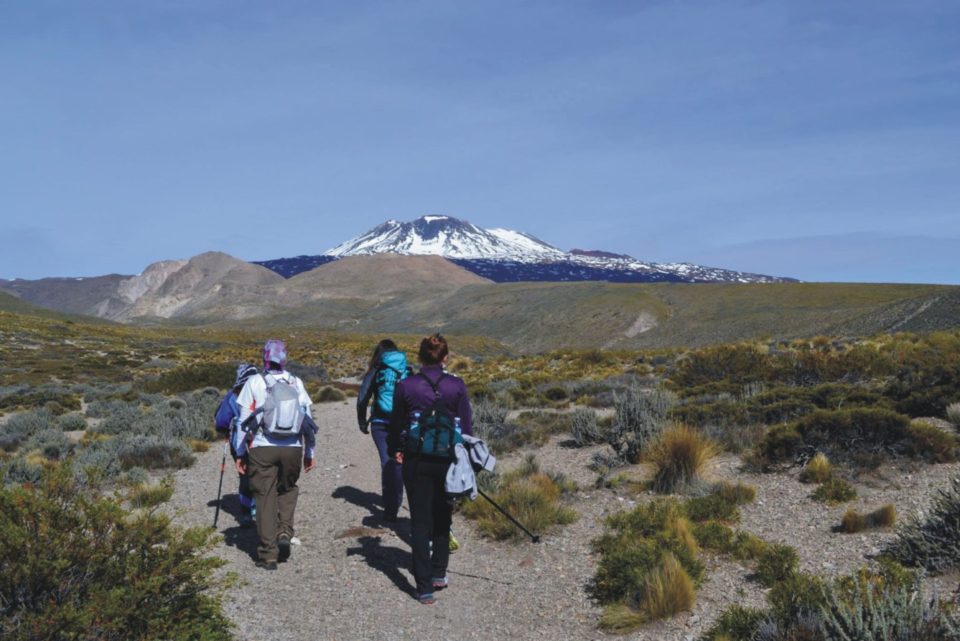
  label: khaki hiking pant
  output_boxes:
[248,445,303,563]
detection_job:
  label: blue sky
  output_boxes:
[1,1,958,283]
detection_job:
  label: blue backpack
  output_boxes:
[374,351,409,418]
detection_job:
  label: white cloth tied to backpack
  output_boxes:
[445,435,496,500]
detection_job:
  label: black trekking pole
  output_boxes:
[477,488,541,543]
[212,441,227,529]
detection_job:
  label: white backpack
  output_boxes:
[260,373,305,436]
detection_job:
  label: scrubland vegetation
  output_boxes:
[2,304,960,638]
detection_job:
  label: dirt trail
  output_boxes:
[167,401,607,641]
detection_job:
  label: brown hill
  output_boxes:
[283,254,491,301]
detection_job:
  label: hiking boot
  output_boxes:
[278,534,291,563]
[416,592,436,605]
[255,560,278,571]
[432,576,448,590]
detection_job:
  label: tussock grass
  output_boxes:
[646,424,717,494]
[314,386,347,403]
[811,477,857,505]
[712,480,757,505]
[841,505,897,534]
[638,553,696,621]
[799,452,832,484]
[460,456,577,541]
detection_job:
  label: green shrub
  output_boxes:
[128,477,175,510]
[684,493,741,524]
[702,605,767,641]
[884,477,960,574]
[811,477,857,505]
[2,457,43,486]
[646,424,717,494]
[590,499,705,606]
[315,386,347,403]
[461,456,576,541]
[908,420,960,462]
[755,543,800,587]
[116,434,195,471]
[766,572,827,626]
[0,464,231,641]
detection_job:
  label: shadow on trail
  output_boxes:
[333,485,412,544]
[332,485,382,515]
[221,523,259,562]
[208,492,245,524]
[346,536,415,597]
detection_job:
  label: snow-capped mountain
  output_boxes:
[254,215,794,284]
[325,215,567,261]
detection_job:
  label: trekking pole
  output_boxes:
[477,488,541,543]
[212,440,228,529]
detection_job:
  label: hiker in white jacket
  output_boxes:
[234,339,315,570]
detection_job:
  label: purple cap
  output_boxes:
[262,339,288,370]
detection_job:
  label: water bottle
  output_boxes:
[409,411,422,454]
[454,416,462,443]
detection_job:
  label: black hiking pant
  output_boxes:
[402,457,452,595]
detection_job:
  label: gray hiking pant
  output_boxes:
[248,445,303,562]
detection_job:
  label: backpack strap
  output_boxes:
[417,372,447,399]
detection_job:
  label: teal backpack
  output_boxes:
[405,373,462,461]
[373,350,408,419]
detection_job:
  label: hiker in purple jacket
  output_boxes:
[388,333,473,604]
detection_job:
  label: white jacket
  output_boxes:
[234,370,314,458]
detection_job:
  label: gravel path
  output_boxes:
[166,402,960,641]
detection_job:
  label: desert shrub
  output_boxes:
[139,361,235,395]
[907,420,960,462]
[542,385,569,402]
[703,605,767,641]
[646,424,717,494]
[0,408,56,452]
[57,412,88,431]
[755,544,800,587]
[817,574,960,641]
[884,477,960,574]
[0,384,81,414]
[460,456,576,541]
[2,457,43,486]
[570,408,605,446]
[23,429,74,461]
[840,504,896,533]
[948,402,960,429]
[798,452,832,484]
[0,464,231,641]
[700,421,768,455]
[607,386,676,464]
[811,477,857,505]
[765,572,827,626]
[472,397,510,445]
[315,386,347,403]
[92,401,143,435]
[116,434,195,470]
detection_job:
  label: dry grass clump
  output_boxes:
[799,452,832,484]
[460,456,577,541]
[908,420,960,463]
[713,480,757,505]
[840,504,897,533]
[636,553,696,621]
[314,386,347,403]
[646,424,717,494]
[947,402,960,429]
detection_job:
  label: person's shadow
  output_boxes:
[346,536,415,597]
[208,493,259,561]
[332,485,411,543]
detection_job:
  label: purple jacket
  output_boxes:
[387,365,473,457]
